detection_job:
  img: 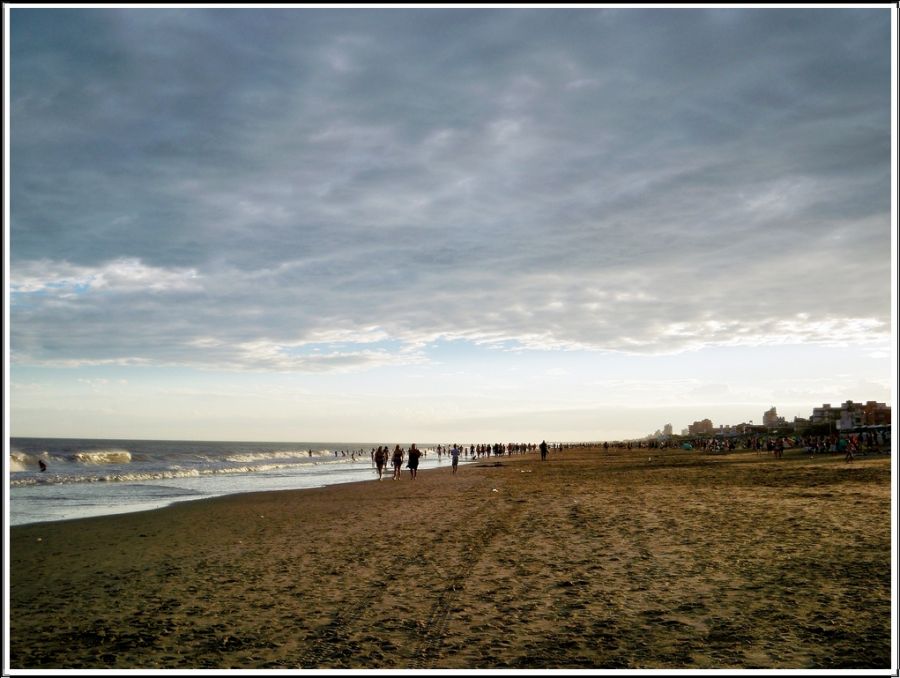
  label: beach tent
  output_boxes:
[682,443,693,450]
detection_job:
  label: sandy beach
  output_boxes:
[8,445,892,670]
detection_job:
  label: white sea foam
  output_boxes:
[223,449,323,463]
[10,451,49,472]
[10,452,28,472]
[8,459,373,486]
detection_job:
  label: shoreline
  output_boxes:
[9,446,892,669]
[9,453,484,529]
[7,450,479,528]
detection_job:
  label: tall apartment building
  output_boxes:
[688,418,714,435]
[862,401,891,426]
[811,400,891,429]
[763,406,786,428]
[838,400,891,429]
[810,403,841,425]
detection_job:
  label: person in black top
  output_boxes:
[392,445,404,480]
[407,443,422,479]
[374,446,386,480]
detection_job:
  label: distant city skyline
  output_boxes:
[665,398,891,440]
[7,7,895,443]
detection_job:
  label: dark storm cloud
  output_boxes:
[9,7,892,368]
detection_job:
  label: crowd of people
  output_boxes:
[598,428,891,462]
[362,440,558,480]
[339,428,891,483]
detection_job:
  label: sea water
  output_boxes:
[8,438,467,526]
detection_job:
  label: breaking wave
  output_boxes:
[9,448,132,470]
[7,459,369,487]
[69,449,133,465]
[10,451,49,472]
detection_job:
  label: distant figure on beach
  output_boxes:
[392,445,404,480]
[450,445,460,475]
[374,446,386,480]
[38,459,47,472]
[540,440,548,461]
[407,444,422,479]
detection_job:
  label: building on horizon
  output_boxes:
[649,423,675,440]
[734,422,766,434]
[862,401,891,426]
[809,400,891,430]
[837,400,891,429]
[810,403,841,426]
[763,406,786,428]
[688,418,714,436]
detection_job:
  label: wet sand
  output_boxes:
[9,445,892,669]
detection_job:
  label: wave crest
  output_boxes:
[69,449,133,465]
[223,449,322,463]
[10,451,49,472]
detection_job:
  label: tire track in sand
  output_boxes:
[408,498,527,669]
[294,545,425,668]
[294,497,490,668]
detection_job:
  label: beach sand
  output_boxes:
[9,445,892,670]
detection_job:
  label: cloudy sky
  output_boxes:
[7,6,895,442]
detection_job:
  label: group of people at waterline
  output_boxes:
[371,444,423,480]
[367,441,552,480]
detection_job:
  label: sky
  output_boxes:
[5,5,896,443]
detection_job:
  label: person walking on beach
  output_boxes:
[374,446,387,480]
[407,443,422,480]
[392,445,404,480]
[845,440,855,463]
[540,440,548,461]
[450,444,460,475]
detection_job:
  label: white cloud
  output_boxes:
[11,258,200,296]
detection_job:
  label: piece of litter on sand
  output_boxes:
[520,470,532,473]
[492,488,499,493]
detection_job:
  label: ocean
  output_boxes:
[8,437,470,526]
